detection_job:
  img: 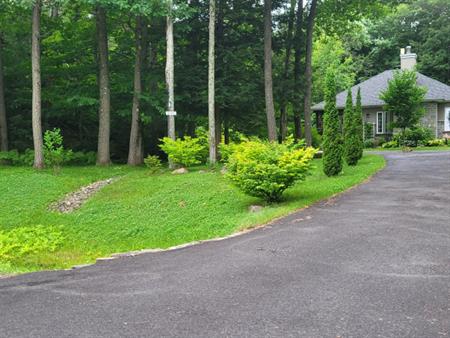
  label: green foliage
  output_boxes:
[425,139,447,147]
[322,69,344,176]
[381,140,398,148]
[354,88,364,159]
[393,126,433,147]
[380,70,427,134]
[44,128,72,171]
[312,36,356,103]
[219,142,238,163]
[159,136,206,168]
[226,140,317,203]
[0,225,64,266]
[364,122,374,141]
[363,139,375,148]
[0,149,34,166]
[311,128,323,148]
[67,151,97,166]
[144,155,163,173]
[343,89,359,165]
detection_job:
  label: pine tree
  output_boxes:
[322,69,343,177]
[343,89,359,166]
[355,87,364,160]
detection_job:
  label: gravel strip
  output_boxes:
[49,178,116,213]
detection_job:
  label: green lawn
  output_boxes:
[0,154,385,274]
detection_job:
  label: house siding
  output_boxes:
[361,103,442,138]
[421,103,438,137]
[362,107,393,139]
[437,103,449,136]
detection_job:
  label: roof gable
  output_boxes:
[312,70,450,111]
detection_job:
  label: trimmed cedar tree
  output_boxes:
[322,69,343,177]
[355,87,364,160]
[343,89,359,165]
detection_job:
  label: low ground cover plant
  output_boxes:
[0,225,64,266]
[226,140,317,202]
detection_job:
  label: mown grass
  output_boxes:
[0,154,385,274]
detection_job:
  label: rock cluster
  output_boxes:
[49,178,115,213]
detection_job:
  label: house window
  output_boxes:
[376,111,385,134]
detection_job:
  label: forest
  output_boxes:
[0,0,449,165]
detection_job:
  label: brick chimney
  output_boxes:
[400,46,417,70]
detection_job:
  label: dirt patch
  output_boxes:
[49,178,116,213]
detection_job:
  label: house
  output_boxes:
[312,46,450,140]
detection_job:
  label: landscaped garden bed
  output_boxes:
[0,154,384,275]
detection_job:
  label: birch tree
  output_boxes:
[165,0,176,147]
[208,0,216,163]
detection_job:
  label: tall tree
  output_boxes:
[0,34,7,151]
[165,0,176,165]
[264,0,277,142]
[95,5,111,165]
[380,70,427,136]
[208,0,217,163]
[128,16,146,166]
[279,0,296,141]
[293,0,304,141]
[303,0,317,146]
[32,0,44,169]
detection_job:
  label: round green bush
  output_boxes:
[226,140,316,203]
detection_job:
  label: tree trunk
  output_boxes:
[303,0,317,146]
[95,5,111,165]
[264,0,277,142]
[224,113,230,145]
[208,0,217,164]
[128,16,145,166]
[293,0,304,141]
[279,0,296,142]
[215,105,221,153]
[32,1,44,169]
[0,35,8,152]
[166,0,176,168]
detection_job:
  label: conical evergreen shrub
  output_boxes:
[322,70,343,176]
[355,88,364,160]
[343,89,359,165]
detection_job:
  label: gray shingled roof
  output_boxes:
[311,70,450,111]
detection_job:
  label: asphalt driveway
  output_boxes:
[1,151,449,338]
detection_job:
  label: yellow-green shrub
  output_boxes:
[0,225,64,265]
[226,140,316,202]
[159,136,207,167]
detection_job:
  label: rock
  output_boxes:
[172,167,188,174]
[220,167,228,175]
[314,150,323,159]
[198,170,207,174]
[248,205,263,213]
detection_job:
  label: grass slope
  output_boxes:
[0,155,385,274]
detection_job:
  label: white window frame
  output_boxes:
[445,107,450,132]
[376,111,385,134]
